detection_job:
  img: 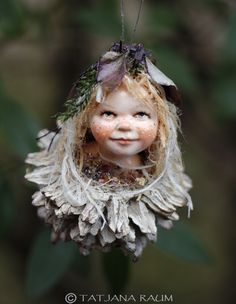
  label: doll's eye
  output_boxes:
[134,112,150,119]
[101,111,116,118]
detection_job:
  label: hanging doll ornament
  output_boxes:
[25,41,193,258]
[25,2,192,258]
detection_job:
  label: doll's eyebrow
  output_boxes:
[98,104,152,114]
[99,104,117,110]
[133,106,152,113]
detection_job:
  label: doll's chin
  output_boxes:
[104,147,145,157]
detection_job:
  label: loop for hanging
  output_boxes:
[120,0,144,45]
[120,0,125,45]
[132,0,144,41]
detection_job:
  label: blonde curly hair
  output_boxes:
[75,73,179,178]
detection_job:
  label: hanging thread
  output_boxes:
[120,0,125,43]
[132,0,144,41]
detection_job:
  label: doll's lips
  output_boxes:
[110,138,138,145]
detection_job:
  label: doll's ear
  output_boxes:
[146,58,181,104]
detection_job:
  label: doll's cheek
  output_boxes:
[90,122,112,141]
[140,132,157,145]
[137,124,158,140]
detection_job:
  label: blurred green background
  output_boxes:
[0,0,235,303]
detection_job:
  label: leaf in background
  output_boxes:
[213,77,236,120]
[151,47,199,95]
[213,11,236,121]
[148,3,181,33]
[73,253,91,278]
[75,0,120,37]
[0,171,15,238]
[222,12,236,65]
[0,0,26,38]
[0,83,40,159]
[156,222,212,263]
[102,249,130,294]
[26,229,77,298]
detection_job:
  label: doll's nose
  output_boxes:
[116,119,132,131]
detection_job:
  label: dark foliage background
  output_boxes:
[0,0,235,303]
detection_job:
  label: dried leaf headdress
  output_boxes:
[25,42,193,259]
[57,42,180,122]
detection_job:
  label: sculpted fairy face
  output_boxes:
[89,86,158,162]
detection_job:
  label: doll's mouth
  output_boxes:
[110,138,138,145]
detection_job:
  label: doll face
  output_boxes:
[89,87,158,159]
